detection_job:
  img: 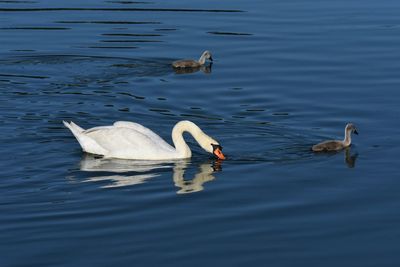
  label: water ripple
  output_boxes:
[0,27,70,30]
[207,31,252,36]
[0,7,244,12]
[55,20,160,25]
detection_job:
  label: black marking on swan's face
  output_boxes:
[211,144,222,151]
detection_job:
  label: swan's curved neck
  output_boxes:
[343,127,352,146]
[171,121,213,158]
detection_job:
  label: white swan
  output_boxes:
[172,50,213,68]
[63,120,225,160]
[312,123,359,152]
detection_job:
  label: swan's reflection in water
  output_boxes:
[173,160,221,194]
[79,154,221,193]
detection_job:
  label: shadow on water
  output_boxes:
[76,154,221,194]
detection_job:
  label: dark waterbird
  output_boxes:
[312,123,359,152]
[172,50,213,68]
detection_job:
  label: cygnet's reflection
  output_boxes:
[344,147,358,168]
[79,154,221,193]
[173,63,212,75]
[313,147,358,168]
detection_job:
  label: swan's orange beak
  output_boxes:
[213,147,226,160]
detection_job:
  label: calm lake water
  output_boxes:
[1,0,400,266]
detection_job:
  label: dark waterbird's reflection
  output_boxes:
[312,147,358,168]
[79,155,221,193]
[173,64,212,75]
[344,147,358,168]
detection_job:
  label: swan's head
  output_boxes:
[346,123,358,135]
[202,50,213,61]
[198,135,225,160]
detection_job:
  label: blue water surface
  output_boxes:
[1,0,400,266]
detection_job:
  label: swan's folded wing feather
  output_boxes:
[83,125,114,134]
[85,127,175,159]
[64,121,108,155]
[113,121,174,151]
[172,59,200,68]
[77,134,109,155]
[312,140,343,151]
[86,127,141,151]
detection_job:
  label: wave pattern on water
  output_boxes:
[0,7,244,12]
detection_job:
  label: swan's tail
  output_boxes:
[63,120,85,135]
[63,121,108,156]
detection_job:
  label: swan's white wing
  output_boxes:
[113,121,174,151]
[84,126,176,159]
[83,125,114,134]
